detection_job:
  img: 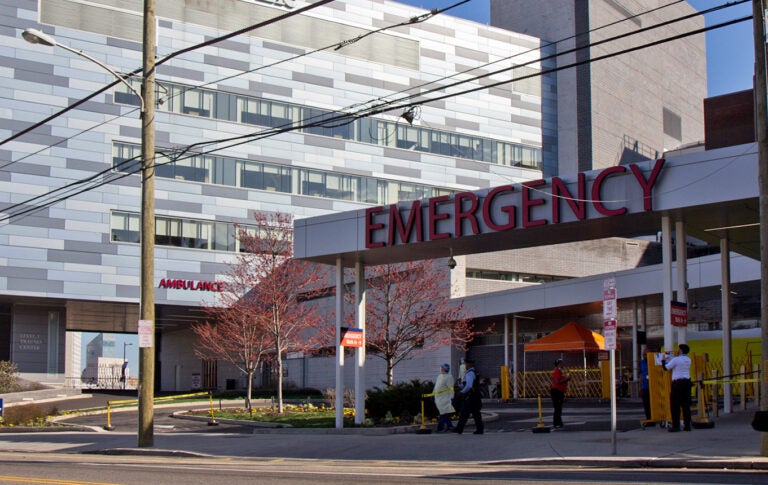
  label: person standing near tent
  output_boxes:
[550,358,570,428]
[663,343,692,432]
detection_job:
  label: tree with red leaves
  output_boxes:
[357,259,478,386]
[195,212,329,413]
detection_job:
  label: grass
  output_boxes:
[195,404,360,428]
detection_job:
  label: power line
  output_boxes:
[0,0,470,221]
[0,0,335,152]
[0,7,746,223]
[0,2,750,223]
[0,0,466,172]
[165,5,751,161]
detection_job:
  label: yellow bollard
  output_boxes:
[415,394,431,434]
[207,392,218,426]
[103,402,115,431]
[531,394,550,433]
[692,374,714,429]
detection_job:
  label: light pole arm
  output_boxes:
[22,28,144,113]
[57,43,145,113]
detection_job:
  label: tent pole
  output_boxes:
[523,352,526,399]
[583,348,587,398]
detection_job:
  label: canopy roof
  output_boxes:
[524,322,606,352]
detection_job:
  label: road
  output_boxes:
[0,452,764,484]
[56,393,651,433]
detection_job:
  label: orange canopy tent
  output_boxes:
[524,322,606,353]
[523,322,610,397]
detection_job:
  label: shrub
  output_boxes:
[0,361,20,393]
[365,380,436,422]
[0,403,59,426]
[213,387,323,400]
[323,387,355,409]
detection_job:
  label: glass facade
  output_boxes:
[116,80,542,170]
[113,143,454,206]
[111,211,244,253]
[466,269,569,284]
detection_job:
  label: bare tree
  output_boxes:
[356,259,479,386]
[194,231,271,411]
[240,211,329,413]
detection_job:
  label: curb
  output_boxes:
[171,410,499,435]
[484,457,768,470]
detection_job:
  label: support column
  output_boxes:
[721,238,733,414]
[662,215,674,351]
[754,0,768,456]
[513,316,519,400]
[354,262,366,424]
[675,220,688,344]
[335,258,344,428]
[632,299,639,384]
[503,314,509,383]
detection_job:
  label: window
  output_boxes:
[182,219,209,249]
[113,80,542,169]
[114,78,141,107]
[466,269,569,284]
[113,142,454,206]
[111,212,140,243]
[156,217,182,246]
[111,211,256,253]
[182,89,213,117]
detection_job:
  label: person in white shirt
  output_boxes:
[662,343,692,432]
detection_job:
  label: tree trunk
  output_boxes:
[245,369,253,413]
[386,357,394,386]
[277,349,284,413]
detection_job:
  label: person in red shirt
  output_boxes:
[550,358,570,428]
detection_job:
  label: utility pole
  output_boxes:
[138,0,156,448]
[752,0,768,457]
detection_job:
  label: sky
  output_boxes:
[81,0,755,377]
[398,0,755,97]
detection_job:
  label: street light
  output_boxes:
[22,29,145,112]
[22,12,157,448]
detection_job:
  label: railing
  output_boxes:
[63,374,138,390]
[512,368,606,399]
[103,391,216,430]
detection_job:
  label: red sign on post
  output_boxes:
[671,301,688,327]
[340,327,364,348]
[603,319,617,350]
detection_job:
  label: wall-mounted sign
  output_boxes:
[159,279,223,292]
[340,327,364,348]
[365,159,665,248]
[138,319,153,348]
[671,300,688,327]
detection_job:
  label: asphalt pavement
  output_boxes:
[2,393,768,469]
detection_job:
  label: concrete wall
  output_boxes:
[491,0,706,173]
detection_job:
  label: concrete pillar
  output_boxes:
[675,221,688,344]
[354,262,366,424]
[721,238,733,414]
[335,257,344,428]
[662,215,674,351]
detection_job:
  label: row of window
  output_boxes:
[466,269,569,284]
[113,142,454,205]
[111,211,257,252]
[115,80,542,169]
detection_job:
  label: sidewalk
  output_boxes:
[1,401,767,469]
